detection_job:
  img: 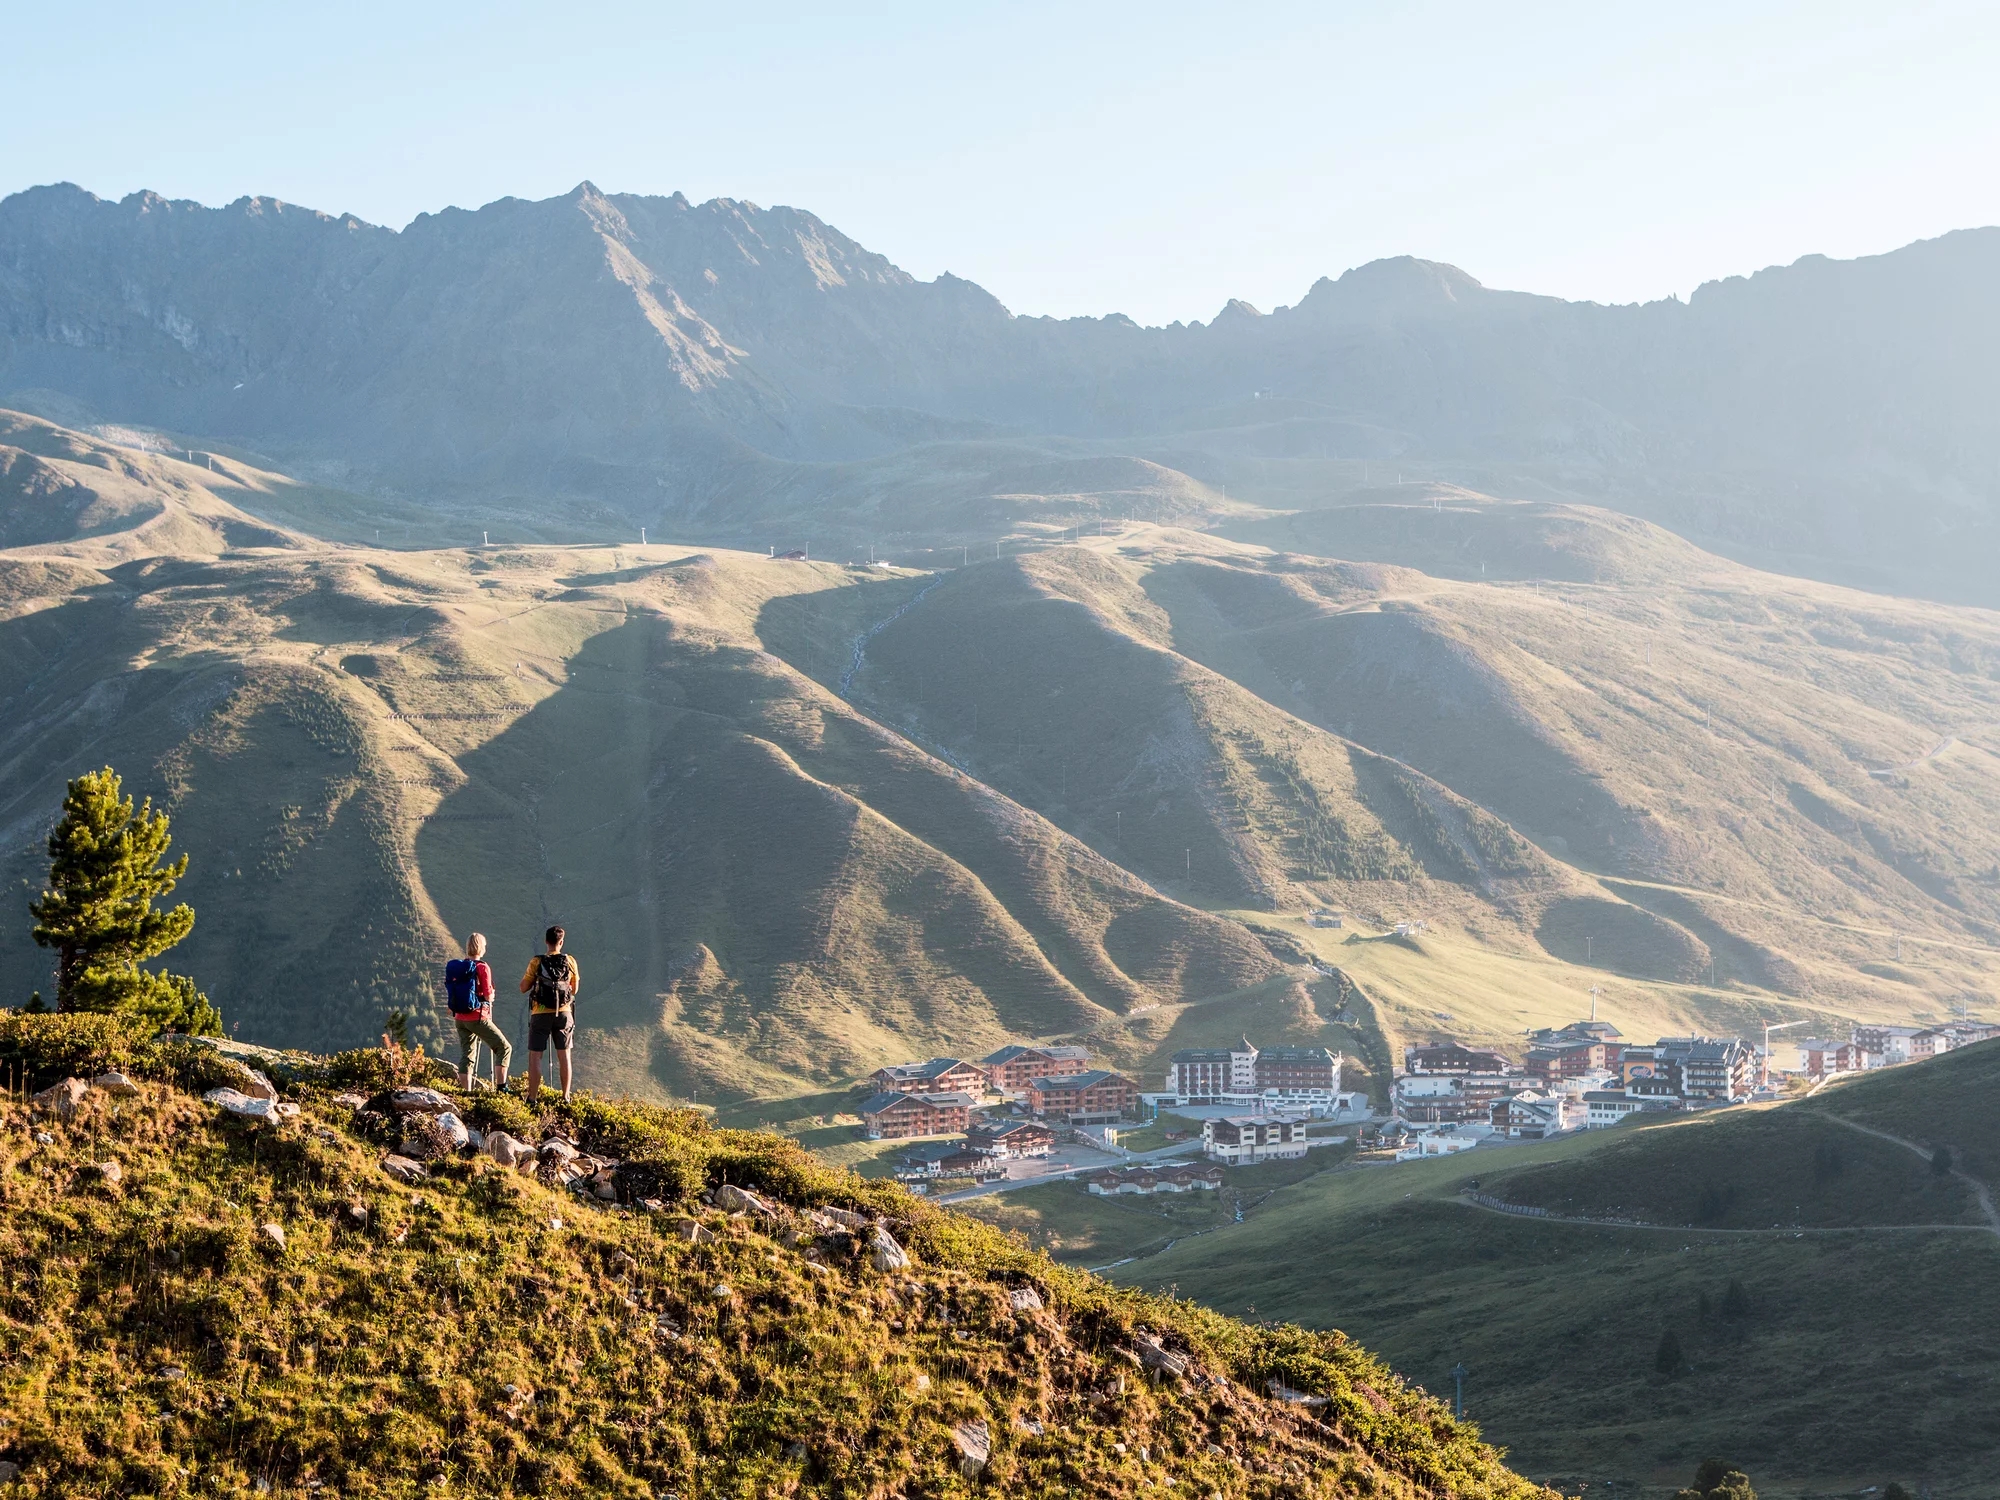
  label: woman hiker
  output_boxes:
[445,932,511,1090]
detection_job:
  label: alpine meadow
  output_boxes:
[0,159,1998,1500]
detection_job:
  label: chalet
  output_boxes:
[1202,1114,1308,1165]
[1087,1164,1225,1196]
[895,1142,999,1180]
[1403,1041,1514,1075]
[1490,1090,1573,1139]
[966,1118,1057,1159]
[869,1057,989,1096]
[981,1044,1091,1095]
[857,1090,977,1140]
[1029,1069,1136,1125]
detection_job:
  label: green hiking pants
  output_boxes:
[454,1011,512,1077]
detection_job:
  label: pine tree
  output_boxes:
[28,767,218,1033]
[1654,1328,1685,1375]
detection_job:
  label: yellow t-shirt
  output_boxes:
[522,953,580,1014]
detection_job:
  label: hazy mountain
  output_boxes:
[3,182,1998,599]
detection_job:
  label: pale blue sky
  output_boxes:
[4,1,1994,324]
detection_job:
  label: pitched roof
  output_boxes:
[980,1045,1036,1066]
[1257,1046,1336,1063]
[1033,1069,1131,1092]
[859,1089,975,1115]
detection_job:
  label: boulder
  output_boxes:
[31,1077,89,1120]
[90,1160,123,1188]
[240,1070,279,1102]
[594,1182,618,1202]
[1008,1286,1044,1313]
[951,1418,991,1476]
[273,1102,301,1120]
[0,1459,18,1482]
[1132,1334,1190,1379]
[432,1112,470,1150]
[538,1137,580,1163]
[204,1088,276,1120]
[380,1155,427,1185]
[91,1071,140,1097]
[815,1205,869,1231]
[482,1131,530,1167]
[387,1087,453,1115]
[332,1092,368,1111]
[667,1217,715,1245]
[339,1199,370,1231]
[868,1228,911,1273]
[714,1183,776,1217]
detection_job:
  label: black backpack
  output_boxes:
[531,953,574,1010]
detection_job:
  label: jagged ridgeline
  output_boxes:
[0,1013,1550,1499]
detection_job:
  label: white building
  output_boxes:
[1584,1090,1648,1128]
[1202,1114,1309,1165]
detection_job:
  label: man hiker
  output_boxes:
[521,924,580,1101]
[446,932,509,1090]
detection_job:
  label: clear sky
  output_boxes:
[4,1,1994,325]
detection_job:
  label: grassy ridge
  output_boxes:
[0,1012,1545,1499]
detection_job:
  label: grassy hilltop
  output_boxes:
[1100,1040,2000,1495]
[0,1011,1547,1500]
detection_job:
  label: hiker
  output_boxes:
[446,932,510,1090]
[521,924,580,1101]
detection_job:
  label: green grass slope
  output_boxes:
[0,1011,1548,1500]
[1109,1049,2000,1494]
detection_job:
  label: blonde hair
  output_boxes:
[465,932,487,959]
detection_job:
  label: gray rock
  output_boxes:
[380,1154,427,1184]
[339,1199,369,1230]
[538,1136,580,1163]
[204,1087,276,1120]
[260,1222,286,1250]
[1008,1285,1044,1313]
[868,1227,911,1272]
[240,1069,279,1102]
[0,1458,18,1481]
[668,1218,716,1244]
[432,1111,470,1149]
[951,1418,991,1475]
[91,1071,140,1097]
[480,1129,526,1166]
[332,1092,368,1111]
[90,1159,123,1188]
[387,1087,453,1115]
[714,1183,776,1217]
[31,1077,88,1119]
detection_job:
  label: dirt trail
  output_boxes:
[1453,1194,1993,1238]
[1821,1113,2000,1235]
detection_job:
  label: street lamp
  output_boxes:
[1450,1362,1468,1418]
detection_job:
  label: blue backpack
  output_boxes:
[444,958,484,1015]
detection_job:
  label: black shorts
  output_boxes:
[527,1010,575,1053]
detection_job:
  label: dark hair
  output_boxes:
[545,925,565,948]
